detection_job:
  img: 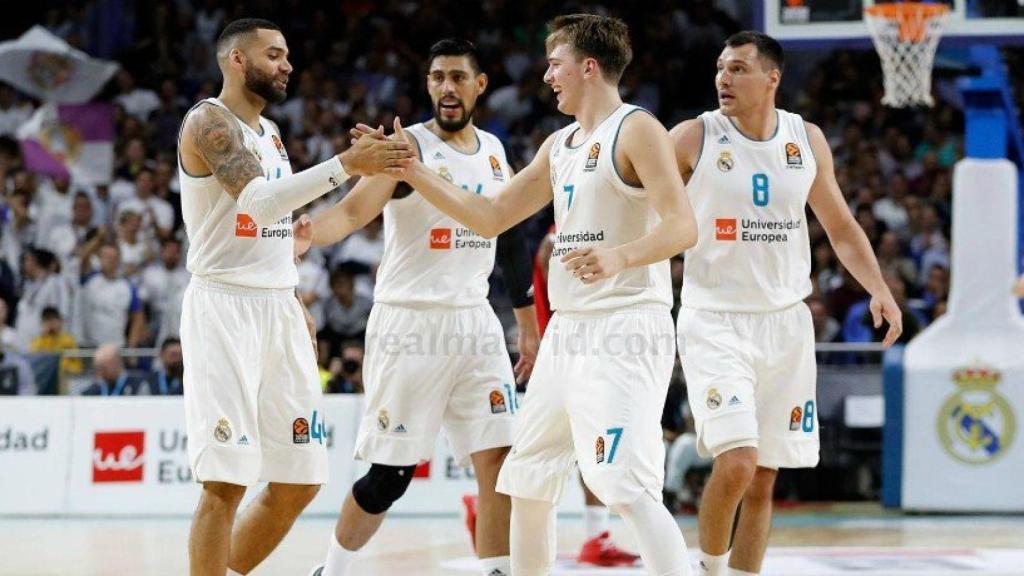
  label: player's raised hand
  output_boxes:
[385,116,417,178]
[339,121,413,177]
[349,123,379,144]
[870,293,903,348]
[293,213,313,260]
[561,246,627,284]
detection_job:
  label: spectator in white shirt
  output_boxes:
[125,168,174,242]
[113,70,160,122]
[31,176,75,243]
[139,237,189,344]
[3,178,37,273]
[114,206,150,279]
[297,248,330,332]
[15,248,70,348]
[75,242,146,348]
[40,190,97,268]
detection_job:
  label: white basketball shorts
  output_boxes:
[496,305,675,506]
[182,277,328,486]
[355,303,516,467]
[677,302,819,469]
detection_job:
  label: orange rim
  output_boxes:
[865,2,951,43]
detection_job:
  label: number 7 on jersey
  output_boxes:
[564,184,575,210]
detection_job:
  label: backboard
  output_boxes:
[759,0,1024,47]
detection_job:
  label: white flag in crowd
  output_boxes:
[0,26,119,104]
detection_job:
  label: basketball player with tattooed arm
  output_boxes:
[669,31,902,576]
[176,18,411,576]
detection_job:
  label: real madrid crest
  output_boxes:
[377,409,390,432]
[214,418,232,443]
[938,364,1016,465]
[438,166,454,183]
[717,150,734,172]
[707,387,722,410]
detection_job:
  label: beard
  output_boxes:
[433,99,475,132]
[244,62,288,104]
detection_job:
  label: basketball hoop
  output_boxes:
[864,2,951,107]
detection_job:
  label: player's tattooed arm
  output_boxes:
[188,104,264,199]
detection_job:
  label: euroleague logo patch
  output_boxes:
[489,389,507,414]
[584,142,601,171]
[785,142,803,167]
[293,417,310,443]
[790,406,803,431]
[271,134,288,160]
[294,411,325,444]
[489,155,504,181]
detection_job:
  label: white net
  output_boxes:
[864,2,950,108]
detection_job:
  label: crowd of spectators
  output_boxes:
[0,0,982,397]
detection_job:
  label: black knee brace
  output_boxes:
[351,463,418,514]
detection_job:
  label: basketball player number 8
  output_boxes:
[752,173,770,207]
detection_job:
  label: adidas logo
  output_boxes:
[394,424,407,433]
[237,434,249,446]
[487,570,507,576]
[433,151,445,160]
[718,134,730,144]
[728,395,741,406]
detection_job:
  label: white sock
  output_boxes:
[227,570,244,576]
[479,555,511,576]
[584,505,609,539]
[611,493,692,576]
[727,569,758,576]
[511,497,557,576]
[698,550,729,576]
[321,533,356,576]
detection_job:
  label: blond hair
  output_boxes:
[546,14,633,84]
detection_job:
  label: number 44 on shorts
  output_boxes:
[595,427,624,464]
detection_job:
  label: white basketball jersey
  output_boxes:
[682,109,816,312]
[547,104,673,313]
[178,98,298,289]
[373,123,512,307]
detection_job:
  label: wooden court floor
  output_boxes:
[2,503,1022,575]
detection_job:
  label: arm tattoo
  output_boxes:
[190,104,264,198]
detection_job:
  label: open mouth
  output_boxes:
[439,100,463,116]
[719,92,735,104]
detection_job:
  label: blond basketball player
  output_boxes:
[669,31,903,576]
[176,18,410,576]
[303,39,539,576]
[364,14,698,576]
